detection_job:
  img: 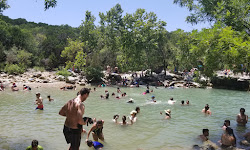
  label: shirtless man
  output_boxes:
[202,104,212,115]
[199,129,209,142]
[59,88,90,150]
[35,92,43,110]
[237,108,248,126]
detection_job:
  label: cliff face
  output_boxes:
[211,76,249,91]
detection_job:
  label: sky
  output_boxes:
[3,0,211,32]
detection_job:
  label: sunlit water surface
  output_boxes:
[0,85,249,150]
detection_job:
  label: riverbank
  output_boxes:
[0,69,249,91]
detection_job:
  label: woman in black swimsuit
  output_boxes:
[86,120,104,142]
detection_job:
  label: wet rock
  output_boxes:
[1,74,8,77]
[28,78,35,82]
[211,76,249,91]
[32,73,42,78]
[56,75,65,81]
[39,76,45,79]
[66,76,77,84]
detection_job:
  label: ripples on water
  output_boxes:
[0,86,249,150]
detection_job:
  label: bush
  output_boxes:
[33,66,45,72]
[56,67,71,77]
[85,66,104,83]
[4,64,25,74]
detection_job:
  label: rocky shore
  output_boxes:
[0,69,249,91]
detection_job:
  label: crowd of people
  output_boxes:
[57,86,249,150]
[0,81,249,150]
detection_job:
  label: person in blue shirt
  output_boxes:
[87,140,103,149]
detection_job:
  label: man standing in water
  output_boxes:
[237,108,248,126]
[59,88,90,150]
[35,92,43,110]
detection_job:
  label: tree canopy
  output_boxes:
[0,3,249,77]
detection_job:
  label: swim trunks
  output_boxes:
[36,105,44,110]
[63,125,81,150]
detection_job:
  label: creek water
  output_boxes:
[0,85,249,150]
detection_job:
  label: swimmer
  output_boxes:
[111,92,115,96]
[167,97,176,105]
[186,100,190,105]
[150,95,156,102]
[236,108,248,126]
[117,87,121,93]
[222,120,230,131]
[127,98,134,103]
[201,104,211,115]
[160,109,171,119]
[129,110,137,123]
[198,129,209,142]
[11,83,19,91]
[105,90,109,99]
[35,92,43,110]
[120,115,132,125]
[60,85,76,90]
[122,92,127,97]
[86,120,105,142]
[220,127,236,148]
[181,100,185,105]
[26,139,43,150]
[135,107,140,113]
[23,85,31,91]
[113,115,119,123]
[0,81,4,91]
[86,140,103,150]
[47,95,54,101]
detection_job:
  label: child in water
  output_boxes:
[87,140,103,150]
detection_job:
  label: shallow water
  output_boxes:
[0,86,249,150]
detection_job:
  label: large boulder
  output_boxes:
[106,73,122,85]
[56,75,65,81]
[66,76,77,84]
[211,76,249,91]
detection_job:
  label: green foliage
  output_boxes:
[85,66,104,83]
[74,51,86,70]
[0,3,249,78]
[44,0,57,10]
[33,66,45,72]
[61,38,84,61]
[0,0,10,14]
[173,0,250,35]
[4,64,25,74]
[17,50,32,68]
[56,67,71,77]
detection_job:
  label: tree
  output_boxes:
[44,0,57,10]
[99,4,124,67]
[173,0,250,35]
[61,38,86,70]
[17,49,32,69]
[0,0,9,14]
